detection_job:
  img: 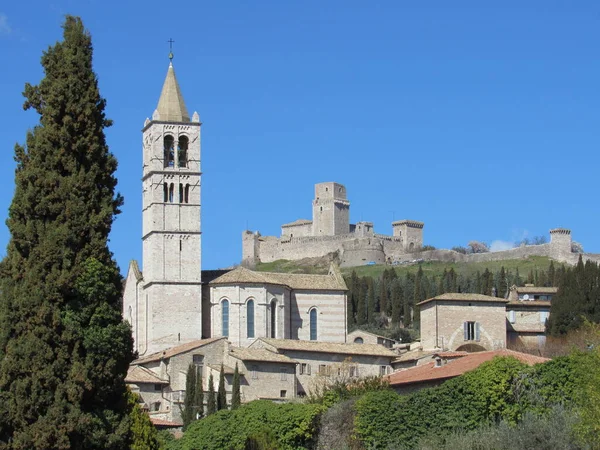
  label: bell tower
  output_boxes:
[140,55,203,354]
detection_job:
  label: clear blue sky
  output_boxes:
[1,2,599,272]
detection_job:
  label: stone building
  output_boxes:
[418,293,509,352]
[208,265,348,347]
[242,182,424,268]
[506,285,555,349]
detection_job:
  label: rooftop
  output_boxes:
[155,62,190,122]
[511,286,558,294]
[132,337,225,365]
[258,338,398,358]
[386,349,549,386]
[229,347,297,364]
[125,365,168,385]
[210,265,347,291]
[417,293,509,307]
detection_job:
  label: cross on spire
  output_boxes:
[168,38,175,61]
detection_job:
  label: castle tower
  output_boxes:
[312,182,350,236]
[392,220,424,251]
[140,59,203,354]
[550,228,572,254]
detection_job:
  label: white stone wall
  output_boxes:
[281,222,313,238]
[290,290,346,342]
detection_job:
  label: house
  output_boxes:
[391,349,467,370]
[347,329,401,348]
[506,285,556,349]
[418,293,509,351]
[385,349,549,394]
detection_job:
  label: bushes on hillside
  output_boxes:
[177,400,324,450]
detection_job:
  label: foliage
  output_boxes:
[217,364,227,411]
[421,245,436,251]
[179,400,324,450]
[128,391,160,450]
[468,240,490,253]
[207,373,216,415]
[232,363,241,410]
[0,17,133,446]
[181,364,203,430]
[315,398,358,450]
[452,246,468,254]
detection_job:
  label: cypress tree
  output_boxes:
[391,281,403,324]
[356,278,367,325]
[182,364,197,430]
[128,391,160,450]
[231,363,241,410]
[207,374,216,415]
[366,278,376,323]
[378,277,388,316]
[498,266,508,298]
[195,367,204,419]
[0,16,133,449]
[217,364,227,411]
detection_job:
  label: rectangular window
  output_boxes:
[508,310,516,324]
[192,354,204,367]
[154,384,162,391]
[318,364,328,376]
[280,390,287,398]
[280,368,287,381]
[379,366,388,376]
[299,363,308,375]
[251,365,258,380]
[464,321,480,341]
[349,366,359,378]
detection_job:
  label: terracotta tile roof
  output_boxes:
[507,300,551,307]
[513,286,558,294]
[229,347,298,364]
[417,293,509,306]
[133,337,225,364]
[386,349,549,387]
[125,365,168,385]
[259,338,398,358]
[150,417,183,427]
[437,351,469,358]
[210,265,347,291]
[282,219,312,227]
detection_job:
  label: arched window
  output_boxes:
[222,299,229,337]
[184,184,190,203]
[309,308,317,341]
[270,300,277,338]
[168,183,174,203]
[178,136,188,168]
[163,135,175,168]
[353,337,364,344]
[179,183,183,203]
[163,183,168,202]
[247,299,255,338]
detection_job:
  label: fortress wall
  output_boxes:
[256,235,347,262]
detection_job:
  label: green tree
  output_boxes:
[207,374,216,415]
[182,363,197,430]
[128,391,160,450]
[497,266,508,299]
[356,278,367,325]
[366,278,376,323]
[217,364,227,411]
[195,368,204,420]
[232,363,241,410]
[391,281,403,324]
[0,16,133,449]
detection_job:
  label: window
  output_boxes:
[222,299,229,337]
[192,354,204,369]
[153,401,161,412]
[280,368,287,381]
[163,136,174,168]
[280,390,287,398]
[184,184,190,203]
[179,183,183,203]
[540,311,549,323]
[178,136,188,168]
[318,364,328,376]
[508,310,516,324]
[246,299,255,338]
[309,308,317,341]
[464,321,480,341]
[163,183,168,202]
[270,300,277,338]
[299,363,308,375]
[353,337,364,344]
[154,384,162,391]
[251,365,258,379]
[379,366,388,376]
[349,365,359,378]
[168,183,174,203]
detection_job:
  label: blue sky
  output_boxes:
[0,2,599,272]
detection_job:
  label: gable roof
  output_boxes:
[132,337,224,365]
[347,329,399,343]
[155,62,190,122]
[417,293,508,307]
[229,347,297,364]
[386,349,549,387]
[511,286,558,294]
[210,265,347,291]
[257,338,397,358]
[125,365,168,385]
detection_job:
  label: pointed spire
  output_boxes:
[155,63,190,122]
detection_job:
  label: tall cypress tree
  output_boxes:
[217,364,227,411]
[182,364,197,430]
[195,368,204,419]
[207,374,216,415]
[231,363,241,410]
[0,16,133,449]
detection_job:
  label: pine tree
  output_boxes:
[0,16,133,449]
[207,374,216,415]
[217,364,227,411]
[182,364,197,430]
[366,278,376,324]
[231,363,241,410]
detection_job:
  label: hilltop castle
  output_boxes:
[242,182,425,267]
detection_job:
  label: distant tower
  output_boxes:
[312,182,350,236]
[139,56,203,354]
[392,220,424,251]
[550,228,572,254]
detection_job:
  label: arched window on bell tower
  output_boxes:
[178,136,188,168]
[184,184,190,203]
[168,183,174,203]
[163,183,168,202]
[179,183,183,203]
[163,135,175,168]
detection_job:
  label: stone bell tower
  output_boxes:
[139,56,203,354]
